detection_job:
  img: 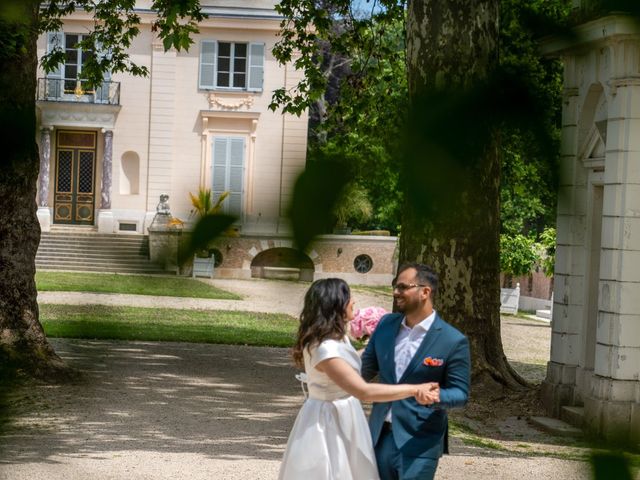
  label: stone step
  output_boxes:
[36,258,156,267]
[40,239,147,247]
[36,230,163,275]
[39,240,147,247]
[560,406,585,428]
[529,416,583,438]
[535,309,552,320]
[40,243,147,251]
[36,265,165,274]
[37,249,149,258]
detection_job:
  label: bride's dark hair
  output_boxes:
[292,278,351,368]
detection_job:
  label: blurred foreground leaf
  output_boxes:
[289,159,350,251]
[180,213,235,263]
[591,452,633,480]
[402,69,552,221]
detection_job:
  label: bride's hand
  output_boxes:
[415,382,440,405]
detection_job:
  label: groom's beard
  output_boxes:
[394,297,418,315]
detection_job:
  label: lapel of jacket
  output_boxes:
[398,314,444,383]
[382,314,404,383]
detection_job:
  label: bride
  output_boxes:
[279,278,438,480]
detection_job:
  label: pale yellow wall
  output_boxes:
[36,4,308,233]
[111,29,154,213]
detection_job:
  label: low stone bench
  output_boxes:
[262,266,301,281]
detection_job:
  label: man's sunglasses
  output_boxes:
[391,283,427,293]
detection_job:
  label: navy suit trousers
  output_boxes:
[375,426,438,480]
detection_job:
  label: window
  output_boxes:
[212,137,245,218]
[46,32,110,100]
[62,34,93,92]
[353,254,374,274]
[199,41,264,91]
[217,42,246,88]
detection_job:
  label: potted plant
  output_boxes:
[189,188,229,277]
[332,183,373,234]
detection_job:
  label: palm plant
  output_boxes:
[189,188,229,218]
[189,188,229,258]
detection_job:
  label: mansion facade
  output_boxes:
[35,1,397,285]
[36,1,305,236]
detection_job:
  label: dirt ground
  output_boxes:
[0,279,601,479]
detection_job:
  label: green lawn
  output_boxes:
[40,304,297,347]
[352,284,393,296]
[36,272,241,300]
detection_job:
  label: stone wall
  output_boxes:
[500,270,553,300]
[149,228,398,286]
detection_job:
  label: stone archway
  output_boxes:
[250,247,315,282]
[543,23,640,442]
[577,83,607,389]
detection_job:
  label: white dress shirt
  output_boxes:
[386,310,436,422]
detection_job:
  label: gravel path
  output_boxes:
[0,278,595,480]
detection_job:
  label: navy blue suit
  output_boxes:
[361,312,470,473]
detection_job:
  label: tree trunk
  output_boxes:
[403,0,527,388]
[0,1,68,378]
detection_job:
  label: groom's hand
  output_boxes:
[415,383,440,405]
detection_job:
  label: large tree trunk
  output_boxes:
[0,1,68,378]
[403,0,527,388]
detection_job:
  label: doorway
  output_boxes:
[53,130,97,225]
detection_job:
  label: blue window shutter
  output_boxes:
[94,40,111,103]
[200,40,217,89]
[247,43,264,92]
[211,137,244,217]
[46,32,64,78]
[212,138,228,203]
[46,32,64,98]
[228,138,245,217]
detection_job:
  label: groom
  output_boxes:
[362,263,470,480]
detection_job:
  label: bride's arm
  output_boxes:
[316,357,437,403]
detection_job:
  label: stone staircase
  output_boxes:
[529,406,585,438]
[561,405,585,428]
[36,228,166,274]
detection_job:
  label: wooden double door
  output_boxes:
[54,130,97,225]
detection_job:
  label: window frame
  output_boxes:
[199,40,264,92]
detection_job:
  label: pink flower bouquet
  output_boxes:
[349,306,388,340]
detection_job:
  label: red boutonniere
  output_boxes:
[423,356,444,367]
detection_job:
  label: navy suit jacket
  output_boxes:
[361,312,470,459]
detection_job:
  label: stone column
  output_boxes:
[98,129,114,233]
[37,127,53,232]
[541,84,583,415]
[38,127,52,206]
[584,80,640,443]
[100,129,113,209]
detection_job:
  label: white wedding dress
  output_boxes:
[279,337,380,480]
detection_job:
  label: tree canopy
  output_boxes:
[272,0,568,279]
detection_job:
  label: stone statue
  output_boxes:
[156,194,171,215]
